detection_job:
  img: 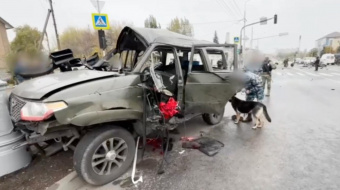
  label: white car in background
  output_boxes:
[320,54,335,66]
[302,57,316,66]
[303,57,316,64]
[295,58,303,64]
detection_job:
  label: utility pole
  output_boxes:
[243,1,247,51]
[45,32,51,53]
[295,35,301,63]
[243,1,252,53]
[239,14,278,64]
[97,0,100,13]
[250,27,253,49]
[38,9,51,50]
[48,0,61,50]
[298,35,301,54]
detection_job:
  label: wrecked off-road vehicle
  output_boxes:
[9,27,243,185]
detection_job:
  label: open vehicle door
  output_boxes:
[184,44,240,114]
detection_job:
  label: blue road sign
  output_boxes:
[92,13,110,30]
[234,37,240,44]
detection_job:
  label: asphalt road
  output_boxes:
[51,65,340,190]
[126,65,340,190]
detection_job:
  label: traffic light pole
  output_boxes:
[239,14,277,65]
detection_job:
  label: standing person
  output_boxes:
[262,57,273,96]
[283,58,288,67]
[314,56,320,71]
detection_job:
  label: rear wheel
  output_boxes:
[73,125,135,186]
[202,108,225,125]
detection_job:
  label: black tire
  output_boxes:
[202,108,225,125]
[73,125,135,186]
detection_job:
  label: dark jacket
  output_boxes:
[262,63,272,74]
[314,59,320,66]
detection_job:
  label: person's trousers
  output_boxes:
[315,65,319,71]
[262,74,271,95]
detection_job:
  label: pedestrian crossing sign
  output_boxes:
[92,13,110,30]
[234,37,239,44]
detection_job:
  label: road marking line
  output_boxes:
[331,73,340,76]
[292,67,340,84]
[304,72,318,76]
[287,72,293,76]
[296,72,305,76]
[319,73,333,76]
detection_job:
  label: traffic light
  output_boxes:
[274,14,278,24]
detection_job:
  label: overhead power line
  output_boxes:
[214,0,235,18]
[191,19,243,25]
[218,0,242,19]
[218,0,237,18]
[230,0,243,17]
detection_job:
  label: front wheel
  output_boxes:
[74,126,135,186]
[202,108,225,125]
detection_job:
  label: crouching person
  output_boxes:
[245,69,264,102]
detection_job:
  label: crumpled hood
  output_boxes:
[12,70,117,100]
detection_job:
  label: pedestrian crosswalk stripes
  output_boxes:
[304,72,318,76]
[319,73,332,76]
[272,70,340,78]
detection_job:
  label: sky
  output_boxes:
[1,0,339,54]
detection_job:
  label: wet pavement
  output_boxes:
[126,66,340,190]
[49,65,340,189]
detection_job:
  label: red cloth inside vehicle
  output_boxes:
[159,97,179,119]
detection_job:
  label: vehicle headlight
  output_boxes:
[21,101,68,121]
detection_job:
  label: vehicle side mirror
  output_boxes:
[140,68,150,82]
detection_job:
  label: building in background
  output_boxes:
[315,32,340,54]
[0,17,13,68]
[225,32,230,44]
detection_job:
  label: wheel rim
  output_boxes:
[212,113,221,120]
[92,137,128,175]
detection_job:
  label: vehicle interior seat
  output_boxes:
[155,61,178,96]
[181,60,204,81]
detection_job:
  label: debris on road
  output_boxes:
[181,136,224,157]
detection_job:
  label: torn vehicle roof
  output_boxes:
[117,26,211,49]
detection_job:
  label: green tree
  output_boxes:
[213,31,219,44]
[60,27,98,57]
[167,17,194,36]
[6,25,42,73]
[9,25,42,55]
[320,46,335,56]
[308,48,318,57]
[336,46,340,53]
[144,15,161,28]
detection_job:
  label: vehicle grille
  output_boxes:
[9,95,26,122]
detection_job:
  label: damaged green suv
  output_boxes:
[9,27,242,185]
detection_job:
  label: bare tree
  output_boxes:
[144,15,161,28]
[167,17,194,36]
[60,27,98,57]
